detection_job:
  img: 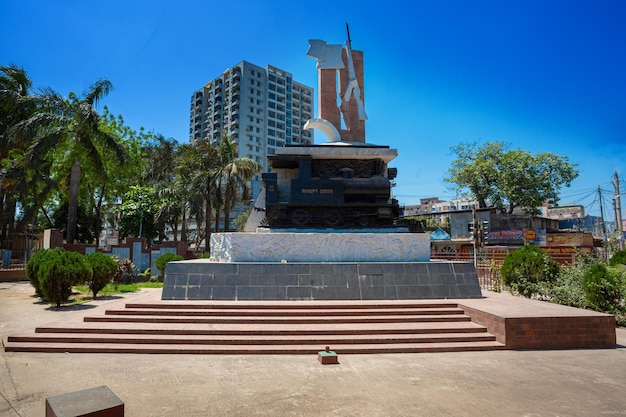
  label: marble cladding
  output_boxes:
[162,261,482,301]
[209,232,430,263]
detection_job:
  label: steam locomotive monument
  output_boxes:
[162,27,482,300]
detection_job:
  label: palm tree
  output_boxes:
[0,64,46,242]
[25,79,126,243]
[184,140,220,252]
[214,135,261,232]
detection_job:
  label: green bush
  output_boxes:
[609,249,626,266]
[155,252,184,277]
[582,263,623,313]
[84,252,118,298]
[26,248,64,298]
[544,263,588,309]
[500,245,559,298]
[38,249,92,307]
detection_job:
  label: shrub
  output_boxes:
[500,245,559,298]
[582,263,623,313]
[113,257,136,284]
[155,252,184,277]
[609,249,626,267]
[38,249,92,307]
[84,252,118,298]
[544,263,587,309]
[26,248,64,298]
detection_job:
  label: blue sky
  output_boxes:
[2,0,625,218]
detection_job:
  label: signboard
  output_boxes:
[545,233,594,247]
[486,230,525,244]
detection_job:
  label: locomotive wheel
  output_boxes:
[357,215,370,227]
[323,210,342,227]
[290,209,312,226]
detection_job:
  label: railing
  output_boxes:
[0,249,31,271]
[431,248,593,290]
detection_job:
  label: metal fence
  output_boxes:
[431,248,591,290]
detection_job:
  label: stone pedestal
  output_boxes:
[46,386,124,417]
[209,232,429,263]
[162,260,481,301]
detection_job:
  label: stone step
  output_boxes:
[104,307,466,317]
[3,299,506,355]
[125,301,461,310]
[33,320,489,336]
[3,340,506,354]
[7,332,497,346]
[84,314,472,325]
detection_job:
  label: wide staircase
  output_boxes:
[4,301,505,354]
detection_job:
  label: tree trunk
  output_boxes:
[94,184,106,246]
[214,207,221,233]
[204,200,212,253]
[223,197,231,232]
[66,159,81,244]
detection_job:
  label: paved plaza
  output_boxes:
[1,281,625,417]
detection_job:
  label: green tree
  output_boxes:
[214,134,261,231]
[445,141,578,214]
[116,185,162,243]
[0,65,56,242]
[183,139,220,252]
[25,79,126,243]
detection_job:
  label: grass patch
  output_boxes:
[68,281,163,305]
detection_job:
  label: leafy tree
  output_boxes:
[500,244,560,298]
[116,185,162,243]
[445,141,578,214]
[84,252,118,298]
[49,200,98,243]
[83,107,148,241]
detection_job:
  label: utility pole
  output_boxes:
[598,185,607,240]
[471,206,478,267]
[613,171,624,250]
[598,186,608,262]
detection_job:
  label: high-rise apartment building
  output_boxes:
[190,61,314,197]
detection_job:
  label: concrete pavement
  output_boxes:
[1,281,625,417]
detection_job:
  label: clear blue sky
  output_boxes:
[2,0,625,218]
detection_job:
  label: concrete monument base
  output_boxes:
[209,232,429,263]
[162,260,482,301]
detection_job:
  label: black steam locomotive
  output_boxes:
[261,149,400,228]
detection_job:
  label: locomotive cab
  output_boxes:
[262,144,400,228]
